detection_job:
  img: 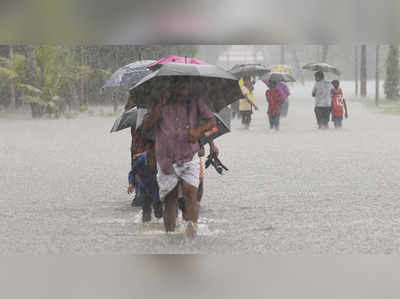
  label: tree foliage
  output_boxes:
[384,45,400,101]
[0,45,199,117]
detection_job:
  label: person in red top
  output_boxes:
[266,80,284,131]
[331,80,348,129]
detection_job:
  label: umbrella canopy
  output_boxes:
[147,56,207,70]
[130,63,242,112]
[302,62,341,76]
[263,72,296,83]
[199,112,231,146]
[229,63,270,78]
[103,60,155,88]
[110,107,138,133]
[270,65,293,74]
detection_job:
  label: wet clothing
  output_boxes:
[154,97,213,175]
[157,154,200,200]
[268,114,280,130]
[312,80,332,107]
[331,88,345,117]
[280,99,289,117]
[130,127,145,160]
[314,107,331,128]
[239,83,254,112]
[276,82,290,100]
[266,88,284,115]
[128,153,160,204]
[240,111,252,125]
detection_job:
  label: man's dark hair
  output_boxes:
[314,71,324,81]
[269,80,277,88]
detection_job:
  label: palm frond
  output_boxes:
[18,83,43,95]
[21,95,47,106]
[0,67,17,79]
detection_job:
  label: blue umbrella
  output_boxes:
[103,60,155,88]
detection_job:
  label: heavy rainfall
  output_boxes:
[1,45,400,253]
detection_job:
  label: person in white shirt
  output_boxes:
[312,71,332,129]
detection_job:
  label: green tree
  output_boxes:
[0,50,26,109]
[384,45,400,101]
[21,45,99,118]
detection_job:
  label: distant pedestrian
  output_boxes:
[266,80,284,131]
[331,80,348,129]
[239,77,258,129]
[312,71,332,129]
[276,81,290,117]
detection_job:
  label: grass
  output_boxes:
[359,97,400,115]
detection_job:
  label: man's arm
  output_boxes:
[208,140,219,157]
[142,90,170,130]
[187,117,216,143]
[245,95,259,111]
[312,84,317,97]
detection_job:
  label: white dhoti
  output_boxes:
[157,154,200,201]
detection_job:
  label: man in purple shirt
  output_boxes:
[143,78,216,237]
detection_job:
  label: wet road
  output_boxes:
[1,82,400,253]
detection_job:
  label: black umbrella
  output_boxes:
[110,107,138,133]
[199,112,231,146]
[263,72,296,83]
[130,63,243,112]
[302,62,341,76]
[103,60,155,89]
[229,63,270,78]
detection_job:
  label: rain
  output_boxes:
[1,45,400,254]
[1,2,400,294]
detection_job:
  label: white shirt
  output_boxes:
[312,80,332,107]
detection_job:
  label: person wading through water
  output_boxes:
[143,77,216,238]
[239,76,258,129]
[312,71,332,129]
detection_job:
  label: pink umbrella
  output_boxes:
[147,55,207,70]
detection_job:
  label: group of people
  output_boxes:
[232,76,291,131]
[232,71,348,131]
[125,78,219,238]
[312,71,348,129]
[123,71,348,238]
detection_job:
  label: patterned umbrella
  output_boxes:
[269,65,293,74]
[103,60,155,88]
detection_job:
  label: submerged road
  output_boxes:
[1,82,400,253]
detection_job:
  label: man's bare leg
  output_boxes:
[182,181,199,238]
[163,186,178,232]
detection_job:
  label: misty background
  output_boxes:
[0,44,396,119]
